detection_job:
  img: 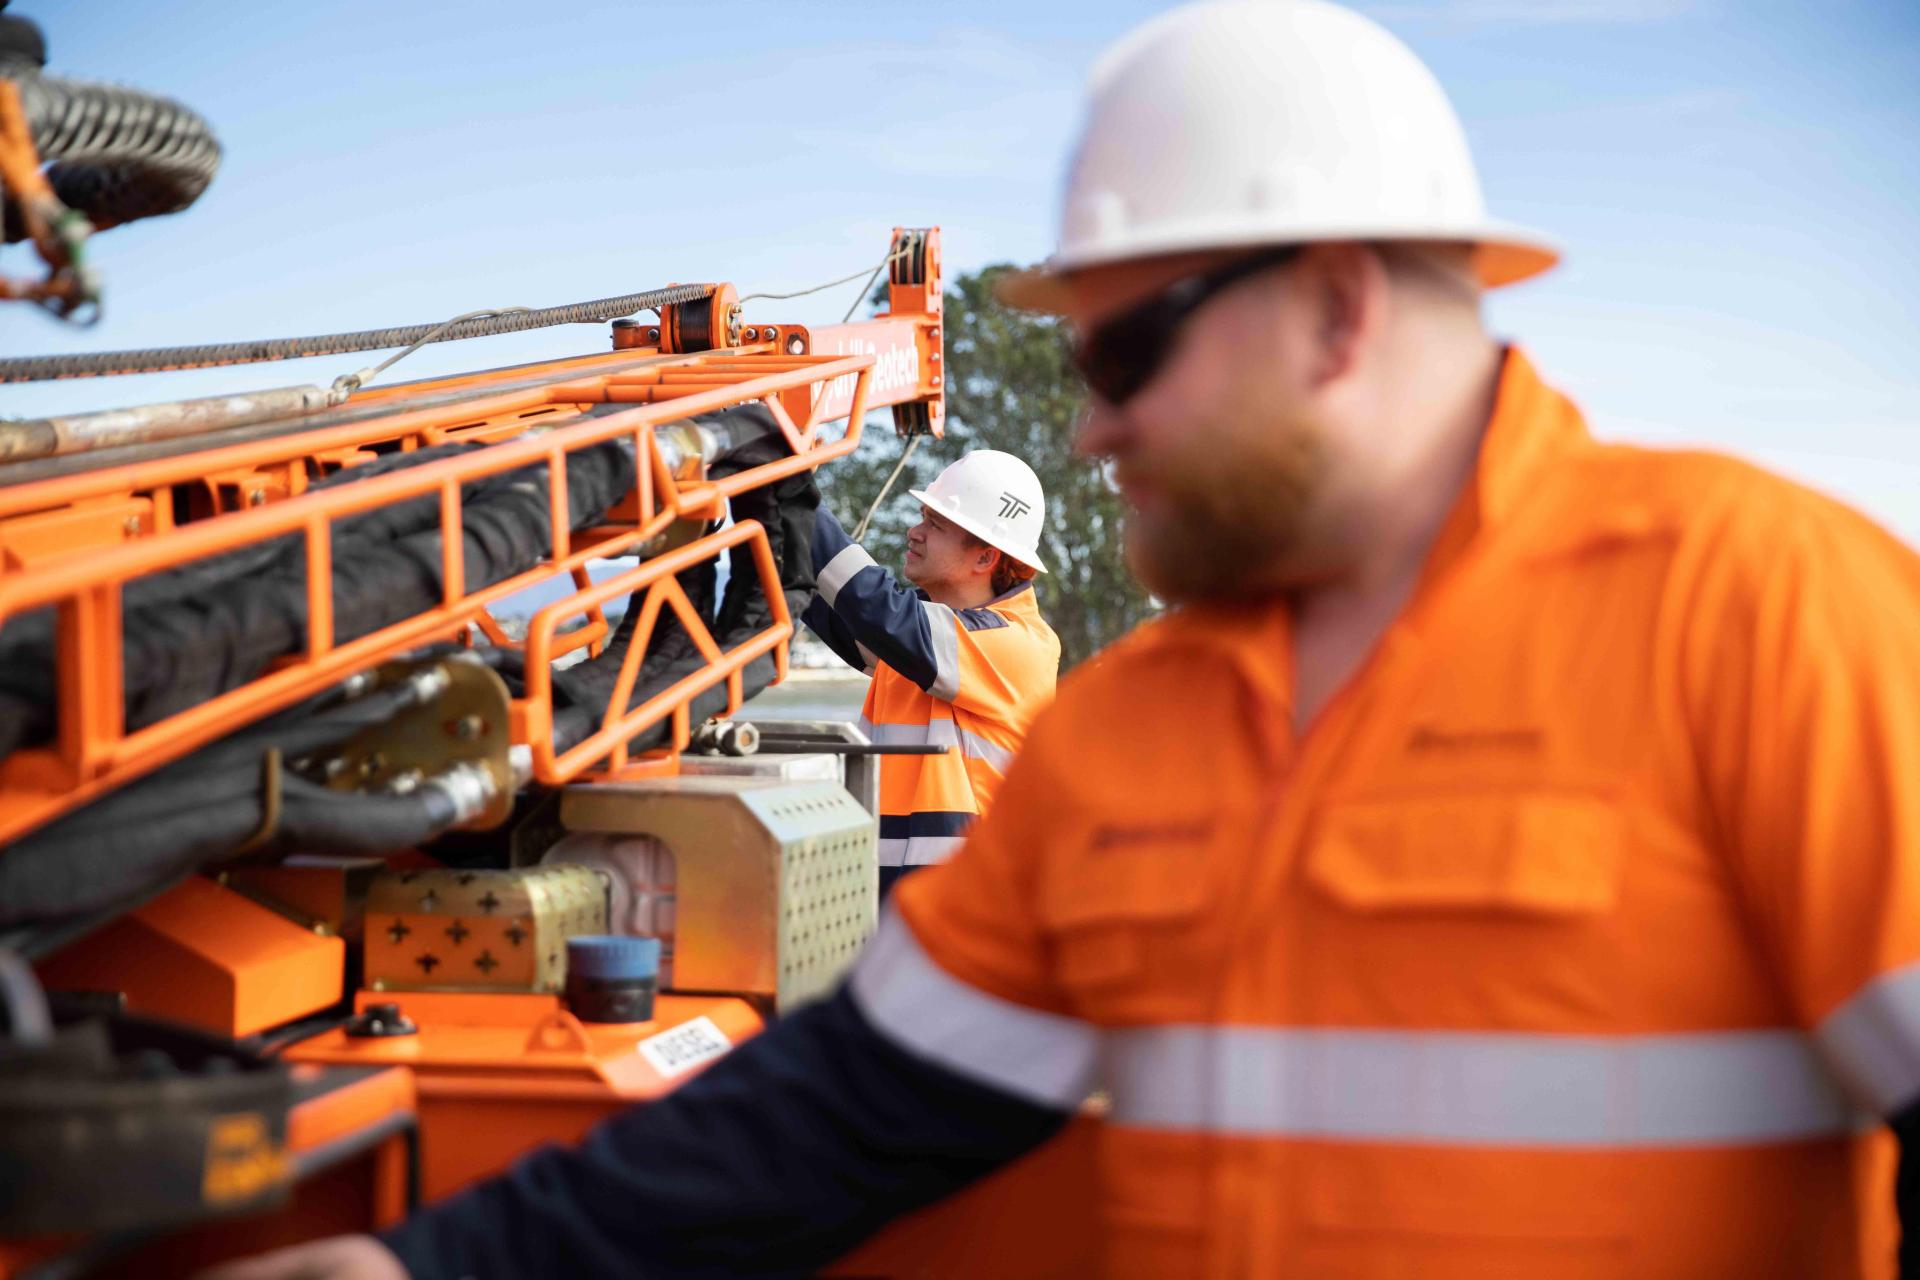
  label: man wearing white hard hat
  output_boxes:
[801,450,1060,898]
[214,3,1920,1278]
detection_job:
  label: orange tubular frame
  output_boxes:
[0,349,876,848]
[520,518,791,783]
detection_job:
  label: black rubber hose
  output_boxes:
[0,436,637,758]
[277,774,460,852]
[2,72,221,241]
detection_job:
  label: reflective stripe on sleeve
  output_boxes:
[877,836,907,867]
[923,602,962,702]
[1817,962,1920,1115]
[817,543,878,607]
[851,911,1100,1110]
[1104,1025,1866,1147]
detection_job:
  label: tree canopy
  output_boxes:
[819,265,1155,670]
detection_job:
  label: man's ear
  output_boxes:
[1298,242,1388,387]
[976,547,999,575]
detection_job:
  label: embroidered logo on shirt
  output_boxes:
[1091,820,1214,851]
[1406,726,1545,754]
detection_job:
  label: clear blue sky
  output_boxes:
[5,0,1917,543]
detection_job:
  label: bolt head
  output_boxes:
[247,489,266,505]
[122,515,142,535]
[786,337,805,355]
[646,327,661,342]
[743,327,758,341]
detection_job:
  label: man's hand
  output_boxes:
[195,1234,408,1280]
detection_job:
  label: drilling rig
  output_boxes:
[0,9,1095,1275]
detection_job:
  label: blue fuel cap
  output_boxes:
[566,935,660,982]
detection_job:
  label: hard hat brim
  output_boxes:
[906,487,1049,574]
[995,223,1561,314]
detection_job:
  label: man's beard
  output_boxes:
[1121,417,1328,604]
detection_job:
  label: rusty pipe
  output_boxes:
[0,384,340,464]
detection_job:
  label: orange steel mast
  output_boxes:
[0,227,944,846]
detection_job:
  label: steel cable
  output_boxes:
[0,283,716,383]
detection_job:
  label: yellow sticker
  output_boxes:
[202,1112,289,1206]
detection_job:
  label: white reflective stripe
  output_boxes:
[923,602,962,702]
[905,834,964,865]
[1818,962,1920,1114]
[1104,1025,1865,1147]
[958,728,1014,773]
[817,543,877,607]
[863,719,1008,773]
[876,837,908,867]
[866,721,949,749]
[855,715,874,740]
[851,911,1099,1109]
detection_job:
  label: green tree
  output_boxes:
[820,265,1155,670]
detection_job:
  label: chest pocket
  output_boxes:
[1037,818,1227,1017]
[1305,791,1624,917]
[1298,788,1629,1059]
[1295,791,1634,1248]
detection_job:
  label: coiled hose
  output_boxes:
[2,70,220,243]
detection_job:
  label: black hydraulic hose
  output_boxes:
[277,773,461,851]
[2,71,221,242]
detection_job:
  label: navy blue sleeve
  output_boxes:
[809,506,947,694]
[801,593,871,673]
[378,986,1067,1280]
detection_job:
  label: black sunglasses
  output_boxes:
[1071,246,1302,407]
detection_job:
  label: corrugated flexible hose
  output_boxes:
[2,70,221,241]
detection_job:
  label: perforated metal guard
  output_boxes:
[748,786,876,1008]
[558,777,876,1011]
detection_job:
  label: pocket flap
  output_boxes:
[1305,792,1622,917]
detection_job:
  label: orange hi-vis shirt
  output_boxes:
[849,349,1920,1278]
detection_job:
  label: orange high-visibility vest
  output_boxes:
[857,580,1058,872]
[853,349,1920,1278]
[804,509,1060,888]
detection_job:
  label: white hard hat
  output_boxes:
[1000,0,1559,311]
[909,450,1048,574]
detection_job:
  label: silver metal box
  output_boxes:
[557,776,875,1011]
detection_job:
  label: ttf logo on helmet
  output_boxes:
[997,492,1032,520]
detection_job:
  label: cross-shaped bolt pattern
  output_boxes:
[477,891,501,914]
[474,950,499,975]
[386,920,412,944]
[505,923,527,947]
[416,953,440,974]
[445,920,470,945]
[419,891,440,913]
